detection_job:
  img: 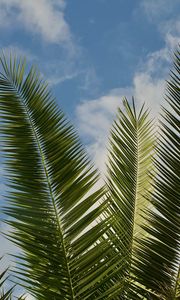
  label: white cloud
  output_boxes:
[140,0,180,49]
[48,71,81,86]
[75,0,180,173]
[163,20,180,50]
[42,55,82,86]
[141,0,180,21]
[76,73,164,174]
[76,87,133,174]
[0,0,71,45]
[79,67,101,92]
[76,76,162,173]
[77,88,133,139]
[76,32,178,173]
[133,29,179,113]
[134,74,165,113]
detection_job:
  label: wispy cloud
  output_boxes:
[0,1,100,89]
[0,0,71,46]
[48,71,81,86]
[140,0,180,21]
[76,30,179,173]
[76,87,133,173]
[74,0,179,175]
[140,0,180,46]
[79,67,101,93]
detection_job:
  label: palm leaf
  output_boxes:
[0,55,119,299]
[0,257,25,300]
[106,98,155,297]
[133,47,180,299]
[0,263,13,300]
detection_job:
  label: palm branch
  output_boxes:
[105,98,155,298]
[0,55,120,299]
[133,47,180,299]
[0,257,25,300]
[0,45,179,300]
[0,261,13,300]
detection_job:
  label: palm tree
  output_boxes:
[0,46,179,299]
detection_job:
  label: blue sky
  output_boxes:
[0,1,179,298]
[0,0,179,172]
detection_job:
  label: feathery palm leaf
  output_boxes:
[0,257,25,300]
[0,47,179,300]
[106,98,155,298]
[0,262,13,300]
[0,55,119,299]
[133,47,180,299]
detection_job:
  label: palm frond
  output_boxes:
[0,55,118,299]
[0,257,14,300]
[134,47,180,299]
[106,98,155,297]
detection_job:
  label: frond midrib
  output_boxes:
[131,118,139,249]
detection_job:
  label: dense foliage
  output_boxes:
[0,47,179,299]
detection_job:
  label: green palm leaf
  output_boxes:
[134,47,180,299]
[0,263,13,300]
[1,47,179,300]
[0,257,25,300]
[0,55,117,299]
[106,98,155,298]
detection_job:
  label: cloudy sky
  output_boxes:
[0,0,179,298]
[0,0,179,171]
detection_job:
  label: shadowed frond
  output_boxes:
[0,55,119,299]
[106,98,155,298]
[134,47,180,299]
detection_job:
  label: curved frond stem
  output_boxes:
[21,96,75,298]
